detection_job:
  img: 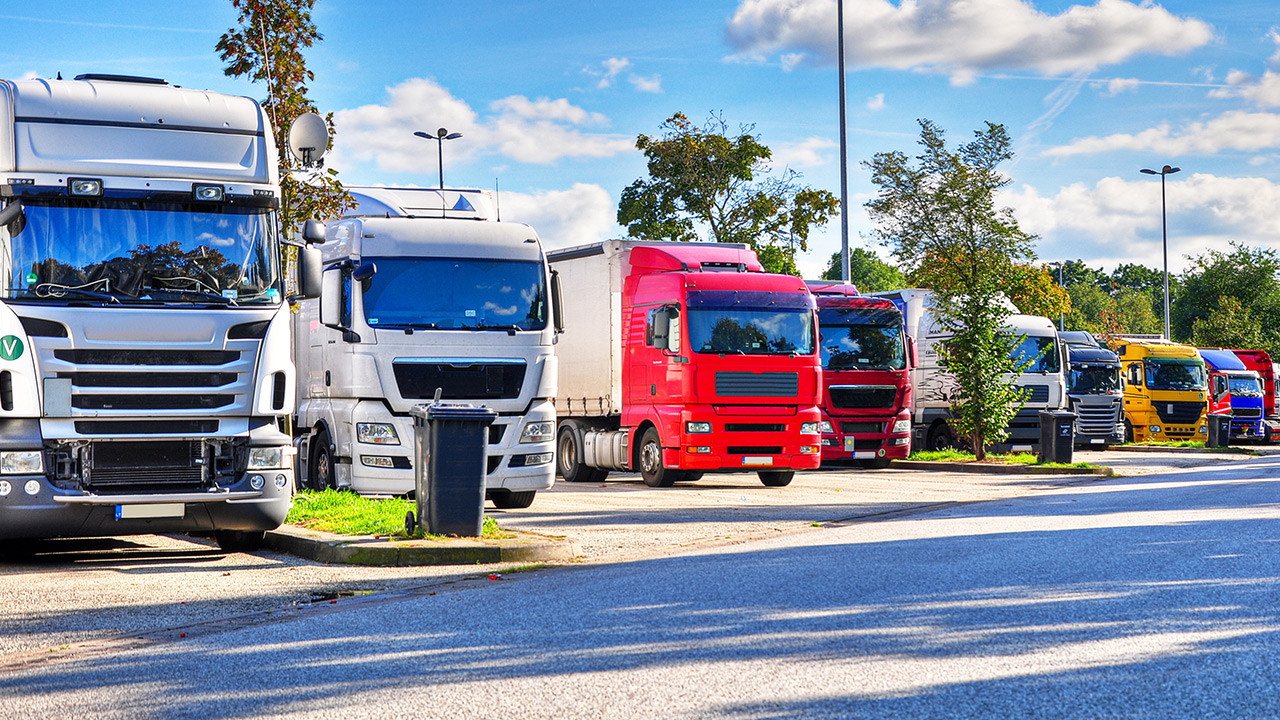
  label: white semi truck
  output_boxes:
[875,288,1067,451]
[0,74,312,551]
[294,186,558,508]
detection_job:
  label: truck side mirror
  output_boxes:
[666,306,681,354]
[298,246,322,299]
[550,269,564,333]
[302,219,326,245]
[352,261,377,292]
[1127,364,1142,386]
[319,267,344,328]
[651,308,670,350]
[0,200,25,236]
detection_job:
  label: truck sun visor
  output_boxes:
[687,289,814,310]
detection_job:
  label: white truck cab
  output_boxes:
[294,187,558,508]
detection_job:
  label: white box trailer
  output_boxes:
[875,288,1067,451]
[294,186,558,507]
[0,74,307,551]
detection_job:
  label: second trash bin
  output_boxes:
[410,402,498,537]
[1038,409,1077,464]
[1206,413,1232,448]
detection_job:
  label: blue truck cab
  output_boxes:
[1199,348,1266,440]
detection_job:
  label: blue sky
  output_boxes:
[3,1,1279,278]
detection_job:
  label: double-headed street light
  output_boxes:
[1139,165,1180,340]
[415,127,463,189]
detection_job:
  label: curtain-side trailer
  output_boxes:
[549,240,822,487]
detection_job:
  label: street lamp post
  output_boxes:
[1140,164,1181,340]
[415,127,463,189]
[1047,261,1068,330]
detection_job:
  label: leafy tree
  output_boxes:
[864,119,1036,459]
[618,112,839,275]
[216,0,352,253]
[1097,288,1163,341]
[820,247,905,291]
[1064,282,1111,334]
[1191,295,1266,350]
[1007,264,1070,319]
[1173,243,1280,345]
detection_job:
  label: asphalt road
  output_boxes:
[2,452,1277,718]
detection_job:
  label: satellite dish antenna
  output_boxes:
[287,112,329,166]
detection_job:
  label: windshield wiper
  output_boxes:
[378,322,440,331]
[32,285,120,304]
[149,288,236,305]
[464,323,523,334]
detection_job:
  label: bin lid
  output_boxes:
[410,402,498,422]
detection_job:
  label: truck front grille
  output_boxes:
[840,421,884,434]
[1233,407,1263,419]
[829,386,896,409]
[715,372,799,397]
[1074,403,1121,434]
[393,361,526,400]
[1156,401,1205,424]
[1021,385,1050,403]
[725,423,785,432]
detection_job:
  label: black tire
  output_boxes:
[489,490,536,509]
[557,424,607,483]
[857,458,892,469]
[1124,420,1134,444]
[758,470,795,487]
[927,422,956,452]
[215,530,266,553]
[308,429,335,491]
[638,427,675,487]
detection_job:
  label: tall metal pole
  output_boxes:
[1058,262,1065,331]
[1160,172,1169,339]
[837,0,850,283]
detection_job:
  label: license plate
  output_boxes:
[741,456,774,466]
[116,503,184,520]
[853,451,876,459]
[1090,438,1104,444]
[1011,445,1033,453]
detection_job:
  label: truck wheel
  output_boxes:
[557,424,606,483]
[1124,420,1134,444]
[927,423,955,452]
[758,471,794,487]
[858,458,892,469]
[638,428,675,487]
[215,530,266,553]
[489,490,536,509]
[308,430,336,491]
[674,471,704,482]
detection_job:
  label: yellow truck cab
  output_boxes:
[1111,338,1208,442]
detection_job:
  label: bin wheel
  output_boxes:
[858,458,892,469]
[489,490,536,509]
[308,430,335,491]
[404,511,417,536]
[215,530,265,553]
[758,471,795,487]
[638,428,675,487]
[557,424,608,483]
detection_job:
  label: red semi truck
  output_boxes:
[549,240,823,487]
[805,281,913,467]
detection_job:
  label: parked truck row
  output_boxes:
[2,73,1272,551]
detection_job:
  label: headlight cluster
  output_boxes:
[892,419,912,434]
[686,421,713,434]
[800,422,821,435]
[247,447,290,470]
[519,421,555,444]
[357,423,400,445]
[1,451,44,475]
[819,421,834,434]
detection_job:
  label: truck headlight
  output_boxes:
[1,451,44,475]
[1149,425,1162,434]
[686,421,713,433]
[801,422,820,435]
[519,421,554,444]
[892,419,912,434]
[819,421,834,434]
[247,447,286,470]
[356,423,400,445]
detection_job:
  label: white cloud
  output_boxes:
[1044,110,1280,157]
[1210,70,1280,108]
[497,183,621,250]
[772,136,837,169]
[588,57,632,89]
[1003,174,1280,272]
[329,78,634,174]
[628,74,663,93]
[725,0,1213,84]
[1104,77,1139,96]
[866,93,886,111]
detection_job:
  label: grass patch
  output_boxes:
[287,489,505,539]
[908,450,1095,469]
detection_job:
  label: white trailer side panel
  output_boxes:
[550,240,629,417]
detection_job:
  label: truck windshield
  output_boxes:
[686,289,814,356]
[1228,374,1263,397]
[817,307,906,370]
[1144,358,1207,391]
[3,197,280,305]
[1068,367,1120,394]
[362,257,547,330]
[1005,335,1061,373]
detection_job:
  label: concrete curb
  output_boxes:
[265,525,582,566]
[1107,444,1264,455]
[891,460,1114,476]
